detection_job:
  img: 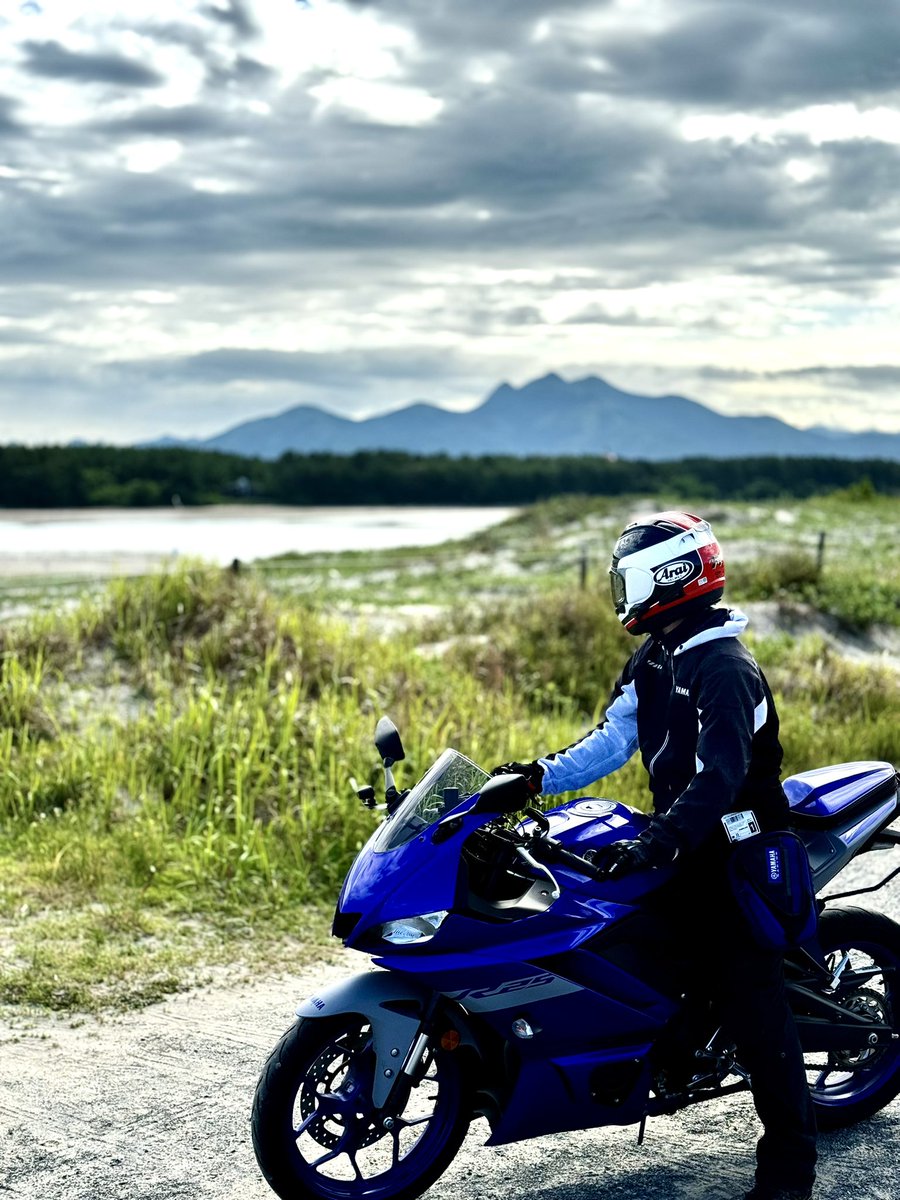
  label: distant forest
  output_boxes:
[1,445,898,507]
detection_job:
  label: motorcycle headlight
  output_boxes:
[380,910,448,945]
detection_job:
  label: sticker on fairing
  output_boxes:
[721,810,761,843]
[445,972,581,1012]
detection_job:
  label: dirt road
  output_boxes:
[2,853,898,1200]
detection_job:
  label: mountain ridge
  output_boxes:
[148,373,900,461]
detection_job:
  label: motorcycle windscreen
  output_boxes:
[370,749,489,852]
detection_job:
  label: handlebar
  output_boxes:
[521,809,609,882]
[536,838,610,881]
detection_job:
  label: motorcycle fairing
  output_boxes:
[486,1045,654,1144]
[338,806,499,941]
[339,793,665,951]
[415,955,675,1040]
[295,961,669,1146]
[294,964,665,1138]
[370,896,629,968]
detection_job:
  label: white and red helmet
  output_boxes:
[609,510,726,634]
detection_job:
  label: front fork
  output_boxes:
[296,971,478,1111]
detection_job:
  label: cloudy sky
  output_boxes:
[2,0,900,444]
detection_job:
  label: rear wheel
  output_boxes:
[251,1016,471,1200]
[801,906,900,1130]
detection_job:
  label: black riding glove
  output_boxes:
[587,829,678,879]
[490,760,544,796]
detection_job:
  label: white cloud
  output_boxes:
[121,138,182,173]
[681,103,900,147]
[309,77,443,126]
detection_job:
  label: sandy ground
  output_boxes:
[1,847,898,1200]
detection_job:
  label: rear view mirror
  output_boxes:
[472,772,531,815]
[374,716,405,767]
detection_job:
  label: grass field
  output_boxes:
[0,493,897,1013]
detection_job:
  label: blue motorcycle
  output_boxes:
[252,717,900,1200]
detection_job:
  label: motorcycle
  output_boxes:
[252,717,900,1200]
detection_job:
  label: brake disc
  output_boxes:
[299,1041,384,1151]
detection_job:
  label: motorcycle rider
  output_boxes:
[492,510,817,1200]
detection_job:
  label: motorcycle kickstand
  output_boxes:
[637,1113,648,1146]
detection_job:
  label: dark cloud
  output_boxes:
[121,12,271,90]
[207,54,273,87]
[20,40,165,87]
[203,0,260,40]
[0,325,48,346]
[88,104,233,139]
[0,94,23,135]
[388,0,900,112]
[1,105,896,306]
[817,139,900,214]
[115,344,473,389]
[5,4,900,301]
[345,1,614,51]
[562,306,671,327]
[700,364,900,390]
[124,17,215,59]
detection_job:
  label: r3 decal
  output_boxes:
[446,973,582,1011]
[453,973,557,1002]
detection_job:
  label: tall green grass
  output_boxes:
[0,550,897,1013]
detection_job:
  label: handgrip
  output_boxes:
[533,836,608,881]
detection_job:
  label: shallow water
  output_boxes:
[0,504,517,575]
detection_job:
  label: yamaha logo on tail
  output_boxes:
[653,558,695,586]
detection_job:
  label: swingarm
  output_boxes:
[788,979,899,1053]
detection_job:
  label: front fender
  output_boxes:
[297,971,435,1109]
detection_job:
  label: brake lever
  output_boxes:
[524,806,550,836]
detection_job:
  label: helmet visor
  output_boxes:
[609,566,654,613]
[609,567,626,610]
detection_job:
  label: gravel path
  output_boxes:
[2,855,898,1200]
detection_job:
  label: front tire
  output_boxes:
[801,906,900,1130]
[251,1016,471,1200]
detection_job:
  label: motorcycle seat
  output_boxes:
[784,762,899,893]
[784,761,898,827]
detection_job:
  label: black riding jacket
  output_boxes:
[538,607,789,854]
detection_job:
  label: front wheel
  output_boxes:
[801,906,900,1130]
[251,1015,471,1200]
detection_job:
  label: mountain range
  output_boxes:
[153,374,900,461]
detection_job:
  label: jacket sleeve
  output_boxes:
[653,655,768,853]
[538,659,639,796]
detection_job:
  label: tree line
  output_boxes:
[1,444,897,507]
